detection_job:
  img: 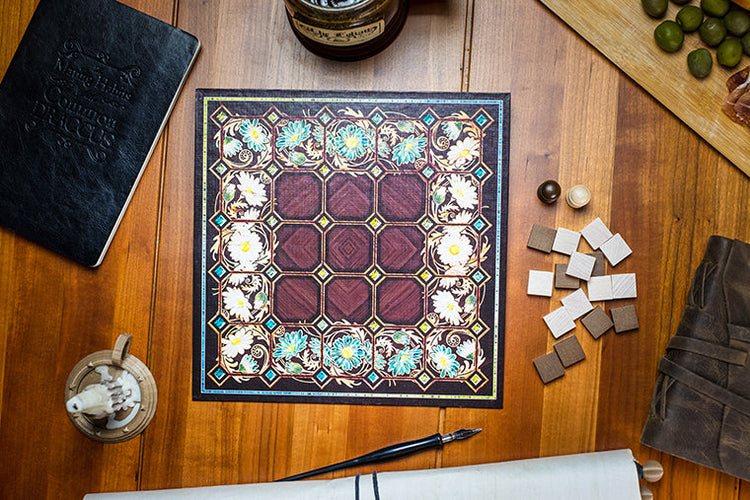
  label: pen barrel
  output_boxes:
[351,433,443,466]
[277,433,443,481]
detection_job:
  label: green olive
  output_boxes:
[654,21,685,52]
[687,48,713,77]
[701,0,730,17]
[742,31,750,55]
[699,17,727,46]
[676,5,704,32]
[642,0,668,17]
[717,38,744,67]
[724,10,750,37]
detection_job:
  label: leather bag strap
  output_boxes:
[667,336,748,365]
[660,358,750,417]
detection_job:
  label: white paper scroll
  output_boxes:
[85,449,641,500]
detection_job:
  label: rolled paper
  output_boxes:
[84,449,642,500]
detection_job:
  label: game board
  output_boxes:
[194,90,509,407]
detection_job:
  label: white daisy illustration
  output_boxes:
[236,172,268,207]
[447,137,479,168]
[432,290,463,325]
[436,231,474,268]
[221,328,254,357]
[448,175,478,209]
[222,287,252,322]
[448,211,473,225]
[227,227,265,271]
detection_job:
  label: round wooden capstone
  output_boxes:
[64,334,157,443]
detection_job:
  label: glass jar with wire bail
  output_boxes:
[283,0,409,61]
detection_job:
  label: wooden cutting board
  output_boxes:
[540,0,750,177]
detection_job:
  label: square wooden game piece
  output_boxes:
[587,251,606,276]
[561,288,593,320]
[581,217,613,250]
[587,275,613,301]
[600,233,632,266]
[611,304,639,333]
[544,306,576,338]
[581,305,613,339]
[528,270,554,297]
[566,251,597,281]
[527,224,557,253]
[555,263,579,289]
[553,335,586,367]
[612,273,637,299]
[533,352,565,384]
[552,227,581,255]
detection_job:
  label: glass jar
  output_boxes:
[283,0,410,61]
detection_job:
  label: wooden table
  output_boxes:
[2,0,749,498]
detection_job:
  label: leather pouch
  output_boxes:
[641,235,750,481]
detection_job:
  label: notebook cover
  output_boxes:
[0,0,200,266]
[193,89,509,407]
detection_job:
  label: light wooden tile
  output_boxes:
[527,270,554,297]
[599,233,632,266]
[612,273,637,299]
[552,227,581,255]
[561,288,593,320]
[580,217,613,250]
[587,275,613,301]
[566,251,596,281]
[544,306,576,338]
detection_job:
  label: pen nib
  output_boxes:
[441,428,482,443]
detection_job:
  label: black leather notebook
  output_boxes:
[0,0,200,266]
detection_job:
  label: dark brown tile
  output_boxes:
[527,223,556,253]
[533,352,565,384]
[581,305,613,339]
[553,335,585,367]
[611,304,639,333]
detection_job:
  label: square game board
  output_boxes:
[194,90,509,407]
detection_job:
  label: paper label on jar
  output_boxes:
[292,18,385,47]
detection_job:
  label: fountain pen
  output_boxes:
[276,428,482,482]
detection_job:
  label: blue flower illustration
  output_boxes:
[273,329,308,360]
[238,354,259,374]
[377,137,391,158]
[223,136,243,157]
[276,120,311,150]
[392,134,426,165]
[334,124,369,160]
[388,347,422,376]
[329,335,366,371]
[374,351,386,371]
[441,121,463,140]
[239,119,268,151]
[430,345,459,378]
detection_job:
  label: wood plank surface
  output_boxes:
[1,0,750,498]
[539,0,750,178]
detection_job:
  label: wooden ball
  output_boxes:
[565,184,591,209]
[641,460,664,482]
[537,180,561,204]
[640,485,653,500]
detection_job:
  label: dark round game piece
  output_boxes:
[537,180,561,204]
